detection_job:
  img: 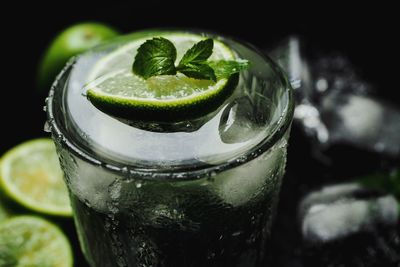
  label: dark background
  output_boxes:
[1,1,399,266]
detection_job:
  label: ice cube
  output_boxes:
[322,94,400,156]
[213,137,286,207]
[219,96,267,144]
[67,155,116,212]
[299,183,399,243]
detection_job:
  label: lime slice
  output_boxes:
[86,33,238,121]
[0,215,73,267]
[0,139,72,217]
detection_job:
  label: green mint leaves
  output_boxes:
[132,37,249,82]
[132,37,177,79]
[176,39,216,81]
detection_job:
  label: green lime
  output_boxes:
[86,33,238,122]
[0,215,73,267]
[0,139,71,217]
[38,22,119,93]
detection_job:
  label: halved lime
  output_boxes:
[0,215,73,266]
[86,33,238,121]
[0,139,72,217]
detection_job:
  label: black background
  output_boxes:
[1,1,399,266]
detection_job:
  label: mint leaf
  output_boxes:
[209,60,250,79]
[177,63,217,81]
[177,38,216,81]
[132,37,177,79]
[178,38,213,66]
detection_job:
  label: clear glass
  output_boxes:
[47,30,294,267]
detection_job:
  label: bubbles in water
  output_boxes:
[109,179,122,201]
[135,181,142,189]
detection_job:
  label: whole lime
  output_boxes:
[38,22,119,93]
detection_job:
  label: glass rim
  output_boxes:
[47,29,295,181]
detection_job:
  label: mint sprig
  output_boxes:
[132,37,250,81]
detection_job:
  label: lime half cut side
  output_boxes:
[86,33,239,122]
[0,139,72,217]
[0,215,73,267]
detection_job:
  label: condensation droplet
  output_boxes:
[43,121,52,133]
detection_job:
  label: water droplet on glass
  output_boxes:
[104,220,111,231]
[121,167,129,174]
[207,171,217,182]
[207,251,216,260]
[231,231,243,237]
[43,121,52,133]
[316,78,328,92]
